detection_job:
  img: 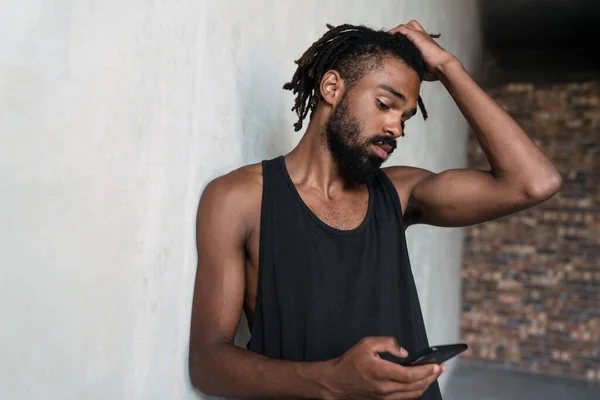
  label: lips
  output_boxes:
[371,144,389,159]
[375,142,393,154]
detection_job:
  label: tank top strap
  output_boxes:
[369,169,405,223]
[247,156,287,352]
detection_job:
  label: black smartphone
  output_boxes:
[382,343,468,366]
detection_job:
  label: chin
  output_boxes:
[342,158,382,184]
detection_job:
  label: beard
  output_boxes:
[325,95,395,184]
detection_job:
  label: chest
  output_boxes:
[298,187,370,231]
[243,189,370,322]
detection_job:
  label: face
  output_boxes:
[325,57,420,183]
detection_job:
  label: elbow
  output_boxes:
[188,360,203,392]
[188,352,204,392]
[524,171,562,202]
[189,336,236,397]
[189,347,217,396]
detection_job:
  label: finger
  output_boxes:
[382,389,427,400]
[364,337,408,358]
[378,367,441,398]
[376,361,439,384]
[399,367,441,392]
[387,23,405,34]
[408,20,426,32]
[392,25,419,38]
[404,20,441,39]
[374,376,438,399]
[385,389,429,399]
[389,24,418,35]
[390,24,410,34]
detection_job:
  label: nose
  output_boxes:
[382,121,403,139]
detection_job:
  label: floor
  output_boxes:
[443,363,600,400]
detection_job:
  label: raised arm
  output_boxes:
[389,21,561,227]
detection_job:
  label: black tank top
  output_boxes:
[248,156,441,400]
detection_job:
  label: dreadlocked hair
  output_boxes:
[284,23,432,132]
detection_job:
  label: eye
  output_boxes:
[376,99,390,111]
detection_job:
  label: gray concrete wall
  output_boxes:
[0,1,480,399]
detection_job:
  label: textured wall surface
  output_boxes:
[461,82,600,381]
[0,1,479,399]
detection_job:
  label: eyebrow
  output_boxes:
[377,85,406,102]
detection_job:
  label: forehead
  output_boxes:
[353,57,421,103]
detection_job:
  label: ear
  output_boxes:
[319,70,345,106]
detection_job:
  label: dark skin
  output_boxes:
[189,20,562,399]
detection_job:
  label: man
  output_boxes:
[188,21,561,399]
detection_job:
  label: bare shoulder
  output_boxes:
[381,165,434,215]
[198,162,263,237]
[204,162,263,197]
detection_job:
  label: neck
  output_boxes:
[285,108,361,196]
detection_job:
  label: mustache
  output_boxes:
[369,135,397,150]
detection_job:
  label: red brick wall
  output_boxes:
[460,82,600,381]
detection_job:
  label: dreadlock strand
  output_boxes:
[288,31,359,130]
[418,95,428,120]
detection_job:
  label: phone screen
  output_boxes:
[401,343,468,366]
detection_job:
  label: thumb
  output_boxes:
[365,336,408,358]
